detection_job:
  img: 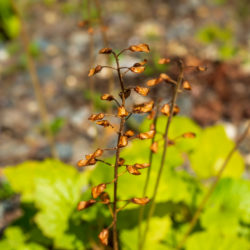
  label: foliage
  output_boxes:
[1,117,249,249]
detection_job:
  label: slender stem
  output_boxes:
[140,60,184,250]
[10,0,58,159]
[176,122,250,250]
[116,201,130,213]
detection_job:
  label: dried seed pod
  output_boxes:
[124,130,135,138]
[96,120,111,127]
[77,199,96,211]
[182,80,192,90]
[161,104,170,116]
[127,165,141,175]
[93,148,104,158]
[101,94,114,101]
[146,77,163,87]
[117,106,129,117]
[98,228,109,246]
[88,113,105,121]
[158,58,170,64]
[160,73,171,81]
[150,141,158,153]
[134,86,149,96]
[118,158,125,166]
[129,43,150,53]
[134,163,150,169]
[129,66,145,73]
[77,157,96,167]
[133,59,148,67]
[131,197,150,205]
[133,101,154,113]
[147,110,155,120]
[182,132,196,138]
[173,105,180,115]
[138,130,155,139]
[118,136,128,148]
[100,192,110,204]
[88,65,102,77]
[92,183,107,199]
[99,48,113,54]
[197,66,207,72]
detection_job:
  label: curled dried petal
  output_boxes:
[98,228,109,246]
[117,106,129,117]
[129,66,145,74]
[161,104,170,116]
[101,93,114,101]
[158,58,171,64]
[118,136,128,148]
[88,65,102,77]
[129,43,150,53]
[88,113,105,121]
[99,47,113,54]
[182,132,196,138]
[138,130,155,139]
[131,197,150,205]
[182,80,192,90]
[127,165,141,175]
[92,183,106,199]
[150,141,158,153]
[124,130,135,138]
[100,192,110,204]
[146,77,163,87]
[134,86,149,96]
[96,120,111,127]
[134,163,150,169]
[118,158,125,166]
[77,199,96,211]
[133,101,154,113]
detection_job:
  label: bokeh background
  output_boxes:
[0,0,249,249]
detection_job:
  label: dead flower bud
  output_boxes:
[88,65,102,77]
[197,66,207,72]
[98,228,109,246]
[93,148,104,157]
[150,141,158,153]
[77,157,96,167]
[99,47,113,54]
[96,120,111,127]
[133,101,154,113]
[133,59,148,67]
[92,183,107,199]
[182,80,192,90]
[77,199,96,211]
[101,93,114,101]
[158,58,171,64]
[147,110,155,120]
[146,77,163,87]
[160,73,171,82]
[100,192,110,204]
[131,197,150,205]
[118,136,128,148]
[182,132,196,138]
[118,158,125,166]
[88,113,105,121]
[129,66,145,74]
[161,104,170,116]
[117,106,128,117]
[134,163,150,169]
[129,43,150,53]
[138,130,155,139]
[127,165,141,175]
[124,130,135,138]
[134,86,149,96]
[173,105,180,115]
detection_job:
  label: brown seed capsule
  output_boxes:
[92,183,106,199]
[182,80,192,90]
[158,58,171,64]
[129,43,150,53]
[129,66,145,74]
[101,94,114,101]
[88,65,102,77]
[134,86,149,96]
[161,104,170,116]
[197,66,207,72]
[88,113,105,121]
[147,110,155,120]
[118,136,128,148]
[117,106,128,117]
[138,130,155,139]
[99,47,113,54]
[98,228,109,246]
[77,199,96,211]
[96,120,111,127]
[100,192,110,204]
[124,130,135,138]
[93,148,104,158]
[118,158,125,166]
[160,73,171,81]
[131,197,150,205]
[134,163,150,169]
[173,105,180,115]
[133,59,148,67]
[77,157,96,167]
[146,77,163,87]
[182,132,196,138]
[150,141,158,153]
[127,165,141,175]
[133,101,154,113]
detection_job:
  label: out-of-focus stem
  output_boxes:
[10,0,58,159]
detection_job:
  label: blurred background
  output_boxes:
[0,0,249,249]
